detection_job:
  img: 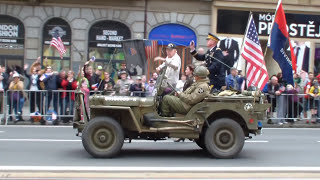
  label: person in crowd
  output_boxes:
[275,81,287,125]
[61,70,77,123]
[98,71,115,91]
[176,74,187,92]
[190,33,226,91]
[226,67,244,91]
[267,75,280,123]
[41,66,59,114]
[117,62,136,79]
[129,76,145,97]
[152,72,158,81]
[183,64,194,92]
[9,73,24,122]
[286,83,302,121]
[308,79,320,123]
[83,61,97,89]
[155,43,181,90]
[146,78,156,96]
[197,48,205,55]
[305,72,314,86]
[80,79,90,119]
[24,62,42,116]
[0,65,8,114]
[304,75,313,120]
[115,71,131,96]
[141,75,149,90]
[91,65,102,90]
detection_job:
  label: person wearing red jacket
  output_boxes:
[61,70,77,123]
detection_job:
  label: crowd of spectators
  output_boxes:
[1,53,319,126]
[263,71,320,125]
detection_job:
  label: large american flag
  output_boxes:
[144,40,158,61]
[241,15,268,90]
[50,30,66,59]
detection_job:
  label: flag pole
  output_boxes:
[236,11,253,71]
[239,12,253,81]
[264,0,282,58]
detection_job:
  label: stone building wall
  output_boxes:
[0,1,212,67]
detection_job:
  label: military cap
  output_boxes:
[206,33,220,42]
[166,43,177,49]
[194,66,209,78]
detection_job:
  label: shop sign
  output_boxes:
[217,9,320,39]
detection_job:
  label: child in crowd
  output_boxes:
[308,79,320,123]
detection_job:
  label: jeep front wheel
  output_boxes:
[82,117,124,158]
[204,118,244,159]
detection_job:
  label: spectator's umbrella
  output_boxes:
[121,40,147,76]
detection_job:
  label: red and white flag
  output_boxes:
[241,14,269,90]
[50,30,66,59]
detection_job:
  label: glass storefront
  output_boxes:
[0,15,24,69]
[42,18,71,72]
[88,20,131,79]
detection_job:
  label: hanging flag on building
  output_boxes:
[50,30,66,59]
[269,0,295,85]
[144,40,158,61]
[241,14,268,90]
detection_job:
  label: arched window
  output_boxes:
[0,15,24,68]
[88,20,131,79]
[42,18,71,71]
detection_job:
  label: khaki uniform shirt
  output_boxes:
[178,79,210,110]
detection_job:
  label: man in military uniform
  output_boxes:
[161,66,210,117]
[190,33,226,90]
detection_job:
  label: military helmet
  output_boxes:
[194,66,209,78]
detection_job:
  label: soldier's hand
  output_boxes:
[222,51,229,56]
[221,86,226,91]
[156,67,161,73]
[189,40,195,51]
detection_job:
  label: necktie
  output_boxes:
[295,47,300,59]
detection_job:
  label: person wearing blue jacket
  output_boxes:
[226,67,244,91]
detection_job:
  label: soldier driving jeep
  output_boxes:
[161,66,210,117]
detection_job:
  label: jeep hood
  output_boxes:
[89,95,154,107]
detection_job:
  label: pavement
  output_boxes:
[0,126,320,179]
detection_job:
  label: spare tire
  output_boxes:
[82,117,124,158]
[204,118,245,159]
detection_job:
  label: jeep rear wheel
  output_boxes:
[82,117,124,158]
[204,118,244,159]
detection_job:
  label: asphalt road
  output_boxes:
[0,126,320,179]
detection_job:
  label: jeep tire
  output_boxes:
[204,118,245,159]
[82,117,124,158]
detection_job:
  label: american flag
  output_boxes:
[144,40,158,61]
[241,14,268,90]
[50,30,66,59]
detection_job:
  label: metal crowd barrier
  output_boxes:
[0,89,155,125]
[266,93,320,123]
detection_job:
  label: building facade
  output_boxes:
[212,0,320,76]
[0,0,211,77]
[1,0,320,78]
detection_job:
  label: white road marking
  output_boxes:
[0,166,320,172]
[0,131,4,133]
[0,125,72,128]
[317,141,320,143]
[0,139,269,143]
[0,139,80,142]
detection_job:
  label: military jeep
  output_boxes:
[73,62,269,159]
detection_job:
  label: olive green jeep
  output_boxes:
[73,64,269,159]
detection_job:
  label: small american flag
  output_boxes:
[50,30,66,59]
[144,40,158,61]
[241,14,268,90]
